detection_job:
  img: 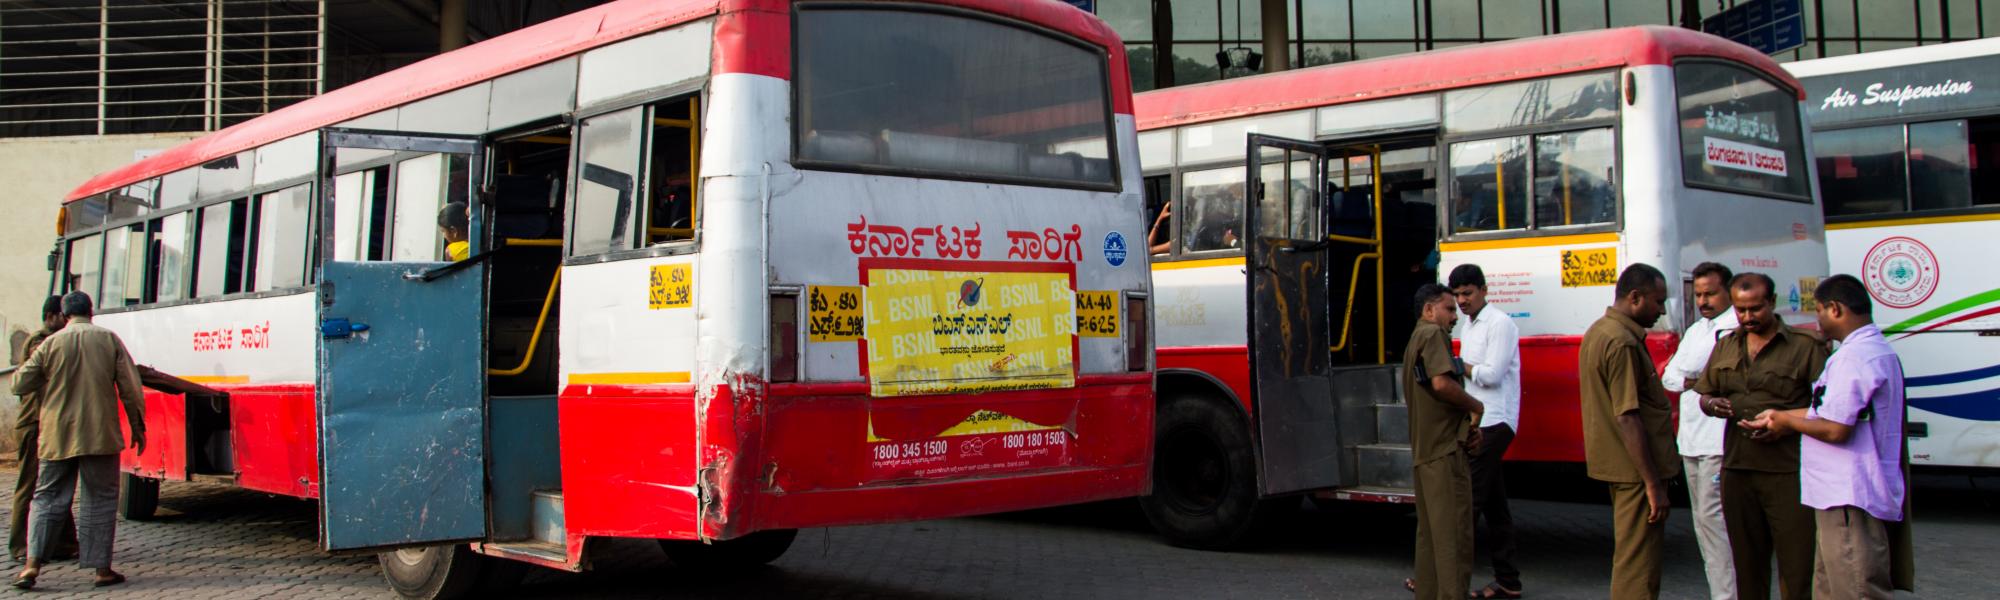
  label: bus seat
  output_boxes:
[1077,156,1112,182]
[880,130,1023,175]
[1025,153,1081,180]
[493,174,560,240]
[803,130,880,164]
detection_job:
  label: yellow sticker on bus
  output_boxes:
[808,285,866,342]
[1075,290,1120,338]
[1560,247,1618,287]
[864,269,1075,397]
[649,264,692,309]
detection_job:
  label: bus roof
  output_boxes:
[65,0,1127,203]
[1784,36,2000,78]
[1135,25,1801,131]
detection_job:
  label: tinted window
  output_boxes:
[1449,136,1529,233]
[1814,125,1906,217]
[1676,62,1811,199]
[795,7,1115,187]
[1443,72,1618,134]
[1909,120,1974,212]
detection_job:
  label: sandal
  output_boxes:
[93,572,126,588]
[1471,581,1522,599]
[9,571,33,590]
[1404,578,1417,593]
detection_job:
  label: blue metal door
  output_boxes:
[316,130,488,551]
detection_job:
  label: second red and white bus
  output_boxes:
[1132,26,1828,548]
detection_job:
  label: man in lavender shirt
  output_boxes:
[1740,275,1908,599]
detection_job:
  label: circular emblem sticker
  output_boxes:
[1103,231,1129,267]
[1861,236,1940,309]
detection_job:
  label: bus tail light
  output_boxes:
[770,293,799,383]
[1125,294,1149,372]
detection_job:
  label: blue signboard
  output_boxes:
[1061,0,1094,13]
[1702,0,1804,56]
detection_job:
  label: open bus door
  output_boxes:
[314,129,489,551]
[1243,134,1343,495]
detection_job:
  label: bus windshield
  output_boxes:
[794,5,1116,188]
[1675,61,1812,200]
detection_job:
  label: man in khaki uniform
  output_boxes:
[1402,283,1484,600]
[1578,263,1680,600]
[1695,273,1828,600]
[8,292,145,589]
[8,296,78,562]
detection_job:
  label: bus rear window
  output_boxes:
[794,6,1116,188]
[1675,61,1811,200]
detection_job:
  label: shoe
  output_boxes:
[92,572,125,587]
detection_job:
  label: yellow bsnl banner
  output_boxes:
[865,269,1075,397]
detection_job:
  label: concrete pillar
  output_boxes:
[1261,0,1287,72]
[440,0,468,52]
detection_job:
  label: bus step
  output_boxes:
[483,540,566,564]
[1355,443,1413,489]
[530,490,565,546]
[1319,485,1415,504]
[1373,403,1409,445]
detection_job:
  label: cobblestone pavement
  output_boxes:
[0,465,1993,599]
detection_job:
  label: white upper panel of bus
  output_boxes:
[1785,37,2000,77]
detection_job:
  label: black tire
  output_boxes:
[658,529,797,571]
[1140,393,1266,550]
[117,473,159,521]
[378,544,493,600]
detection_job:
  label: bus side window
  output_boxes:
[1143,175,1171,255]
[156,212,191,303]
[332,167,392,262]
[193,199,249,297]
[646,95,700,245]
[1532,128,1616,227]
[66,233,104,300]
[253,184,311,291]
[1448,136,1529,234]
[100,223,149,309]
[1814,125,1906,217]
[1973,118,2000,208]
[571,106,646,256]
[1181,167,1245,252]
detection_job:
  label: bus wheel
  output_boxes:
[1141,393,1262,550]
[379,544,491,600]
[659,529,797,571]
[117,473,159,520]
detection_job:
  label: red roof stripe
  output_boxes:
[67,0,1130,203]
[1135,26,1803,131]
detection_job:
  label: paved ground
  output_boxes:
[0,464,1994,598]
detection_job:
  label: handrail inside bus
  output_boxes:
[1329,252,1380,355]
[490,267,561,378]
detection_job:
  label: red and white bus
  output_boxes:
[53,0,1153,596]
[1132,26,1827,548]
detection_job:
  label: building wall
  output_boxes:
[1098,0,2000,91]
[0,133,200,367]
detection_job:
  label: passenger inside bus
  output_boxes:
[1183,183,1242,251]
[438,202,470,261]
[1147,202,1172,255]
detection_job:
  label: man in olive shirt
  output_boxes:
[9,293,145,589]
[8,297,77,563]
[1695,273,1828,600]
[1578,263,1679,600]
[1402,283,1484,600]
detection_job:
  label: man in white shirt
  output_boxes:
[1449,264,1523,598]
[1660,262,1738,600]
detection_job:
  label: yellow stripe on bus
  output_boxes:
[180,375,249,384]
[1150,256,1247,271]
[1439,232,1619,252]
[1826,213,2000,230]
[566,371,693,386]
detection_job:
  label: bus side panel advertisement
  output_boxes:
[861,267,1077,397]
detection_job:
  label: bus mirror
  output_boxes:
[46,250,58,272]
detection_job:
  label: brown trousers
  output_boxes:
[1413,451,1473,600]
[1608,481,1666,599]
[1723,469,1816,600]
[1813,506,1893,600]
[9,427,76,561]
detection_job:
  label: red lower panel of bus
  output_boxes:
[1155,334,1677,465]
[557,374,1152,541]
[119,384,319,499]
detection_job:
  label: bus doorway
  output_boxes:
[1322,139,1440,367]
